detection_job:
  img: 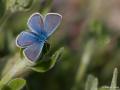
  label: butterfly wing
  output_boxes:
[16,31,37,48]
[44,13,62,37]
[27,13,44,35]
[23,42,44,62]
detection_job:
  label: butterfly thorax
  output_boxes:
[37,34,47,42]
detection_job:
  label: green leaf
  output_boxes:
[20,48,24,59]
[0,0,5,18]
[31,47,64,72]
[90,20,103,36]
[89,20,109,39]
[99,86,109,90]
[85,75,98,90]
[7,78,26,90]
[110,68,118,90]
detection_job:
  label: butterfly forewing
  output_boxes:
[28,13,44,35]
[44,13,62,37]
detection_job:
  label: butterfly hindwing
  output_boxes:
[23,42,44,61]
[16,31,37,48]
[44,13,62,37]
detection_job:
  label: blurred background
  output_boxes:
[0,0,120,90]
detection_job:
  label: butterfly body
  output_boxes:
[38,34,47,42]
[16,12,62,62]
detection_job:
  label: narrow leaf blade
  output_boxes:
[31,47,64,72]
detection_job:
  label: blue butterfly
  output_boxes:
[16,12,62,62]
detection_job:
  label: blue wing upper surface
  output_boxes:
[16,31,37,48]
[27,13,44,35]
[44,13,62,37]
[23,42,44,62]
[28,13,62,38]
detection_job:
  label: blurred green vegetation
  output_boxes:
[0,0,120,90]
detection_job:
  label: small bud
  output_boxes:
[6,0,33,12]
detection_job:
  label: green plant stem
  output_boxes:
[76,40,94,82]
[0,58,35,89]
[72,39,95,90]
[0,10,12,29]
[0,10,12,55]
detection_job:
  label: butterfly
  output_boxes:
[16,12,62,62]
